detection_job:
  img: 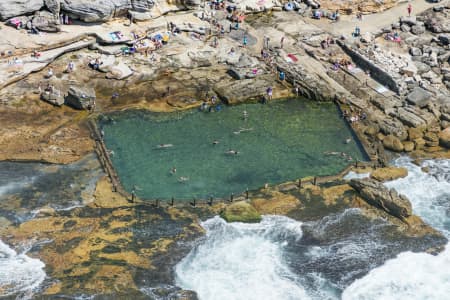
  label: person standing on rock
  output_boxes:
[280,36,285,49]
[266,86,273,102]
[407,3,412,17]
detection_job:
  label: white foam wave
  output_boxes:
[0,176,36,197]
[175,215,309,300]
[0,239,46,297]
[343,157,450,300]
[343,171,370,180]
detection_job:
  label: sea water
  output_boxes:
[101,100,367,199]
[0,240,46,298]
[342,157,450,300]
[174,157,450,300]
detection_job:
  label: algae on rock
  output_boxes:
[220,201,262,223]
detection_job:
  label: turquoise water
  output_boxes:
[101,99,367,199]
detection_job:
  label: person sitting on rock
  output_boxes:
[66,61,75,73]
[46,68,54,78]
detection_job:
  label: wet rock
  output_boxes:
[0,0,44,20]
[65,86,96,110]
[439,127,450,148]
[406,87,432,108]
[220,201,261,223]
[370,167,408,182]
[383,134,404,152]
[349,178,412,220]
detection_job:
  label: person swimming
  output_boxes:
[225,149,239,155]
[178,176,189,182]
[213,140,219,145]
[170,167,177,175]
[157,144,173,149]
[345,138,351,144]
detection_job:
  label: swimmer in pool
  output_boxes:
[178,176,189,182]
[157,144,173,149]
[225,149,239,155]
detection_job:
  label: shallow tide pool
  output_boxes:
[101,99,368,200]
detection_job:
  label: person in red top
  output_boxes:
[407,3,412,17]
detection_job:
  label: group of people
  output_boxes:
[59,14,72,25]
[342,109,367,123]
[200,95,221,112]
[320,37,334,49]
[89,58,103,70]
[312,9,340,22]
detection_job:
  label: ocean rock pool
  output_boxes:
[100,99,368,200]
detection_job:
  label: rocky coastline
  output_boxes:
[0,0,449,298]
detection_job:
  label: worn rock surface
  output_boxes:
[349,178,413,220]
[370,167,408,182]
[0,0,44,20]
[383,134,404,152]
[65,86,96,110]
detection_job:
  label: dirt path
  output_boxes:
[309,0,437,37]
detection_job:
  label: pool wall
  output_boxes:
[88,104,379,206]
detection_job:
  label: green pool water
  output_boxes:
[101,99,368,200]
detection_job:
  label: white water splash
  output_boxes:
[175,216,309,300]
[342,157,450,300]
[343,171,370,180]
[0,239,46,298]
[0,176,36,197]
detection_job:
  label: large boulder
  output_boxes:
[31,10,61,32]
[400,16,417,26]
[349,178,413,220]
[439,127,450,148]
[131,0,154,11]
[406,87,432,108]
[61,0,129,22]
[44,0,60,15]
[220,201,262,223]
[383,134,404,152]
[411,25,425,35]
[409,46,422,57]
[64,86,96,110]
[41,90,64,106]
[370,167,408,182]
[0,0,44,20]
[438,34,450,45]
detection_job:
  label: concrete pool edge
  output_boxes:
[87,101,381,206]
